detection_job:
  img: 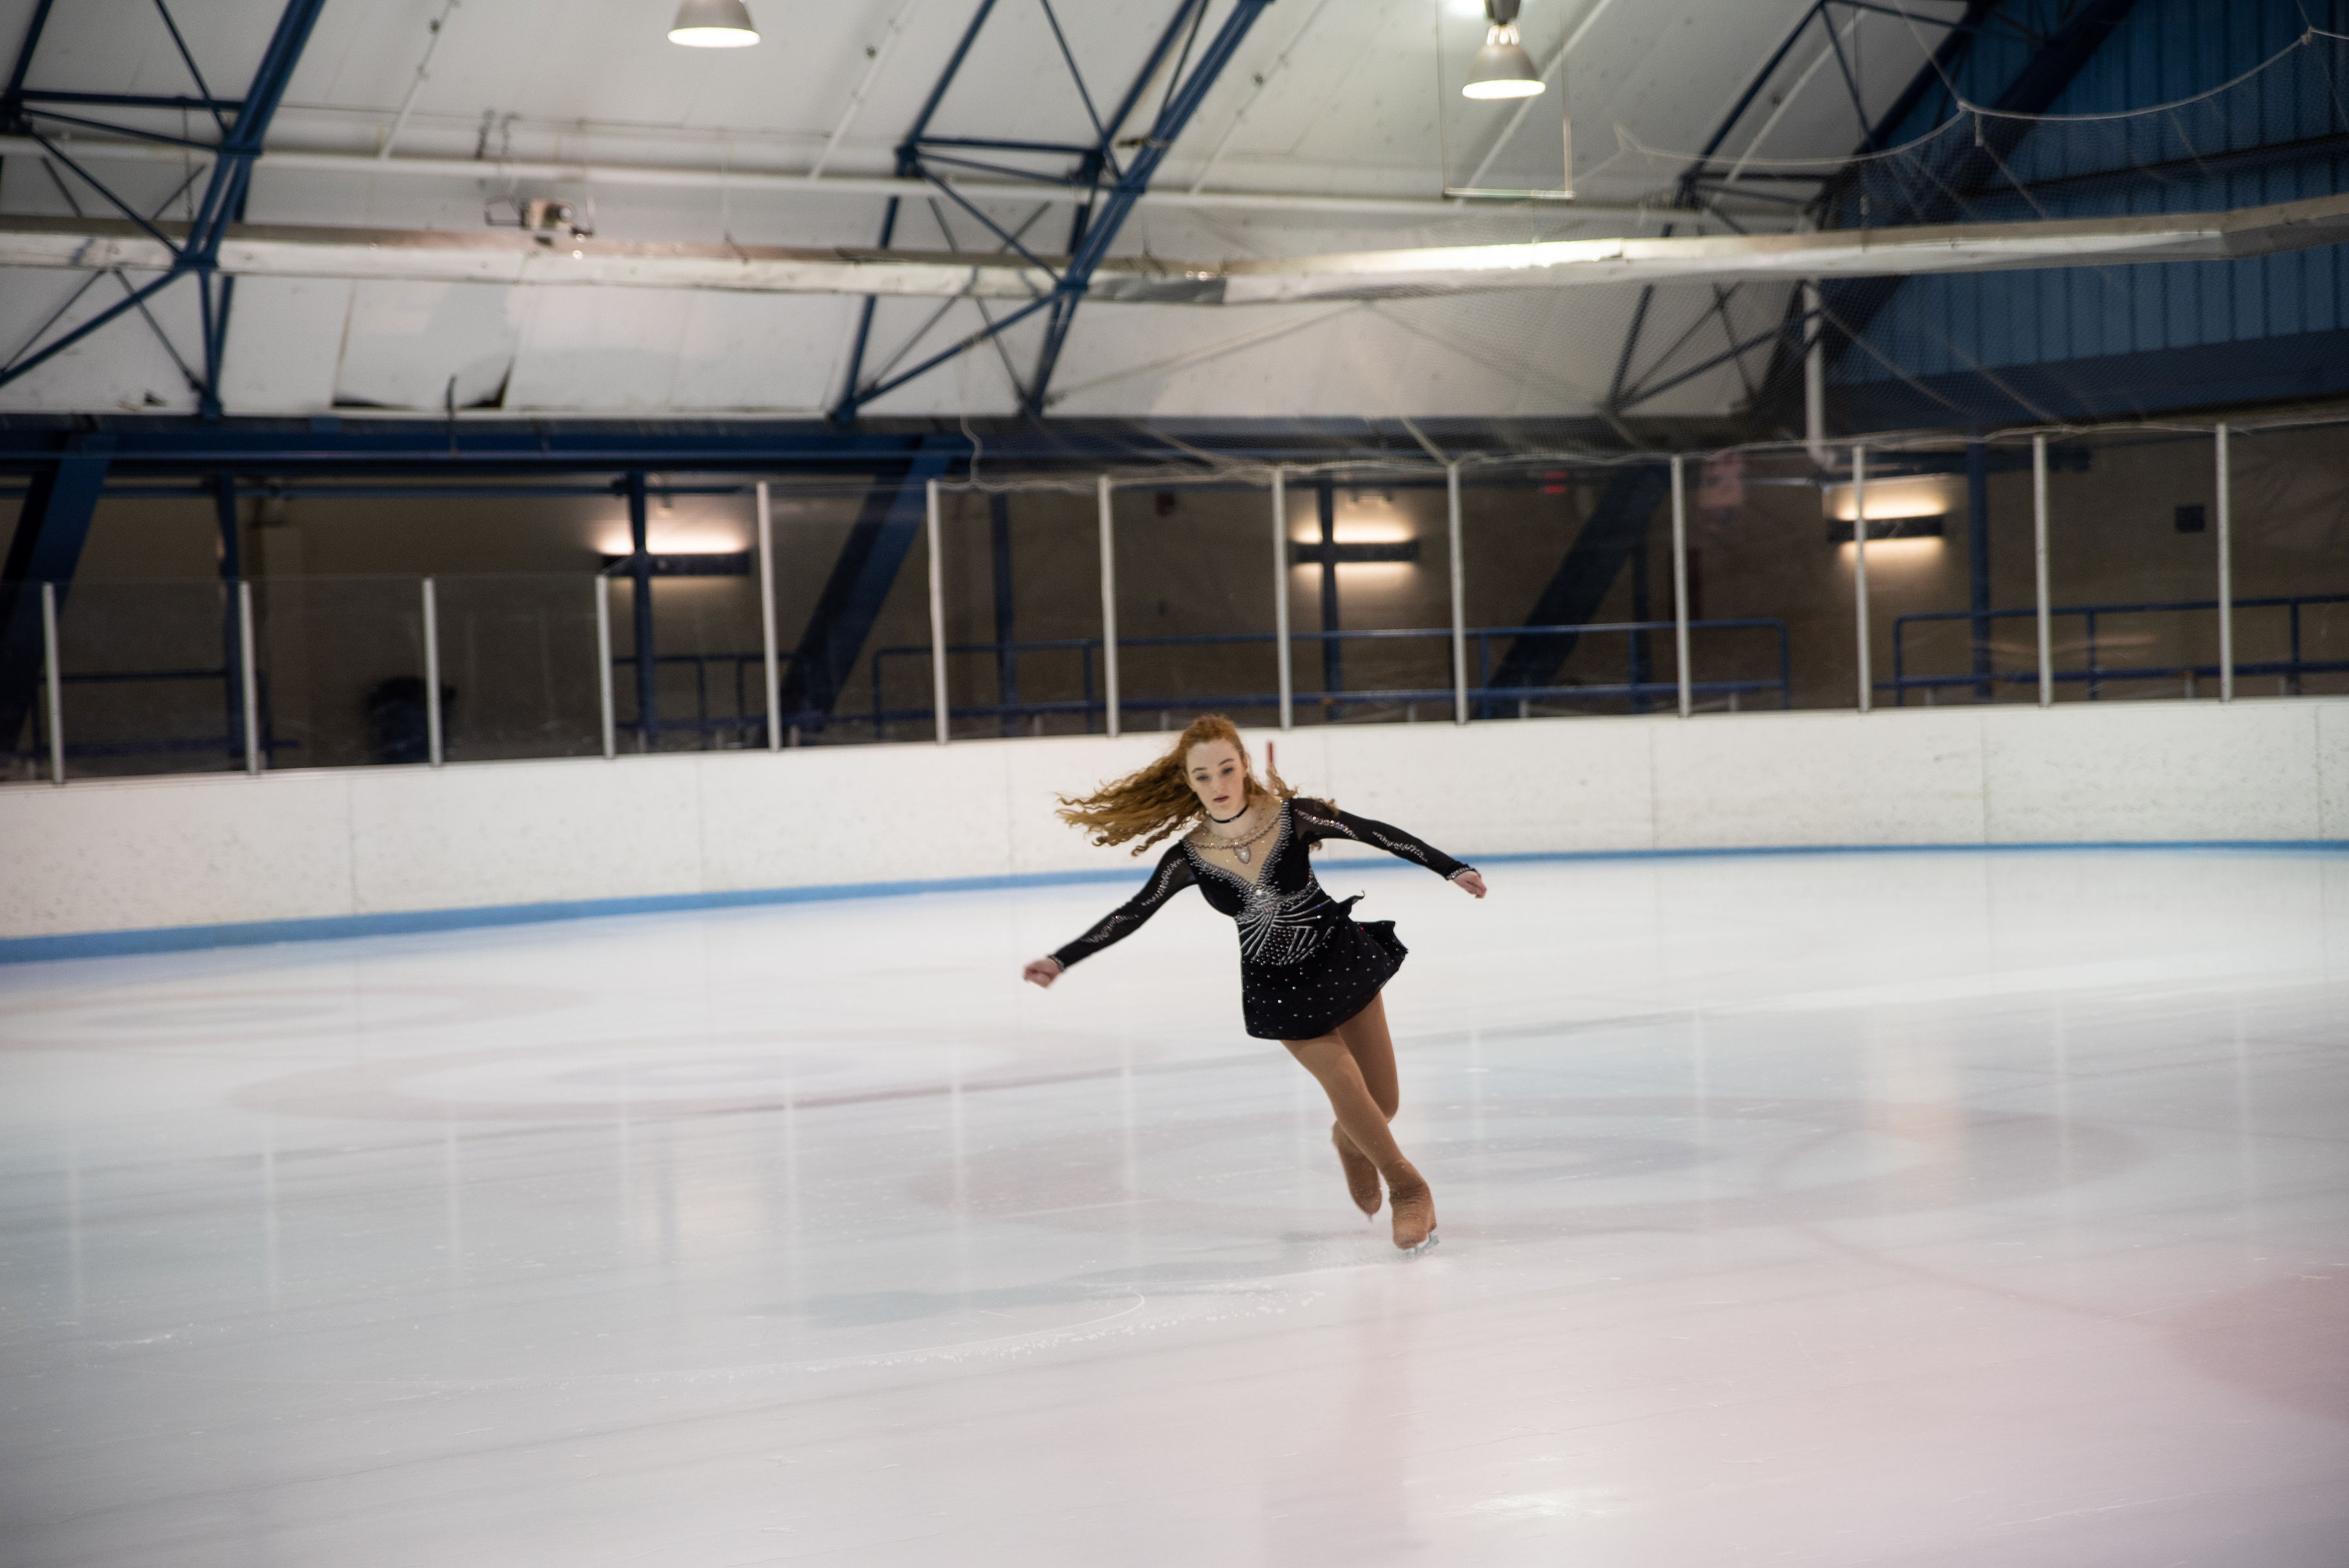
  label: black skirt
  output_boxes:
[1238,896,1407,1041]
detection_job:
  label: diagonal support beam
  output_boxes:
[1485,463,1671,706]
[0,433,114,747]
[778,440,958,724]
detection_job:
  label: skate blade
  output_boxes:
[1400,1228,1439,1258]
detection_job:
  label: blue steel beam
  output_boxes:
[0,0,329,414]
[0,433,114,748]
[1754,0,2140,415]
[838,0,1270,420]
[778,440,958,727]
[1484,463,1672,711]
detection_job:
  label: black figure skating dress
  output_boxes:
[1051,797,1475,1040]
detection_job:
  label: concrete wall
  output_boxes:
[5,699,2346,945]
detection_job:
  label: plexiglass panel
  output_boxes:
[2228,423,2349,699]
[251,576,429,769]
[1116,478,1281,733]
[432,574,606,762]
[2042,429,2218,703]
[42,578,242,779]
[1284,468,1457,727]
[934,484,1105,741]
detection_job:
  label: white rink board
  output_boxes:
[3,699,2346,942]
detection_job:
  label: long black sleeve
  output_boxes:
[1291,798,1473,880]
[1051,846,1195,969]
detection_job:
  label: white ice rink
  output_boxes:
[3,849,2347,1567]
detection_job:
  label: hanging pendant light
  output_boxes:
[669,0,759,48]
[1463,0,1544,100]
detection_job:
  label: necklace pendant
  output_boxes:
[1237,846,1251,864]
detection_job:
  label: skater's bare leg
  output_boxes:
[1324,994,1398,1216]
[1285,1034,1436,1250]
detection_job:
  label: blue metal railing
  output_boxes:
[864,619,1792,735]
[1888,594,2349,703]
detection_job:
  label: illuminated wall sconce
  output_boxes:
[1822,474,1954,548]
[598,552,750,577]
[1826,514,1944,545]
[1289,538,1422,566]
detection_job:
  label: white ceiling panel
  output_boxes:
[219,274,350,414]
[331,279,521,409]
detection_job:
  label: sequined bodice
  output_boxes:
[1052,799,1471,972]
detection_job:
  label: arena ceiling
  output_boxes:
[0,0,2234,423]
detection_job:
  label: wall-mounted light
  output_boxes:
[669,0,758,48]
[594,522,750,557]
[1823,473,1951,552]
[1464,0,1544,99]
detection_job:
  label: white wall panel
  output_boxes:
[347,756,704,914]
[0,769,352,938]
[1982,701,2325,844]
[1653,709,1988,848]
[4,700,2339,944]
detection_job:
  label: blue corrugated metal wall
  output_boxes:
[1829,0,2349,416]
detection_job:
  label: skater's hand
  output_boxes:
[1451,869,1488,900]
[1022,957,1064,989]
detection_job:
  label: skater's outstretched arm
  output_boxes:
[1292,799,1486,899]
[1025,846,1195,987]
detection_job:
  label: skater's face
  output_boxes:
[1185,740,1248,814]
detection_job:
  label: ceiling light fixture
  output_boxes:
[668,0,758,48]
[1463,0,1544,100]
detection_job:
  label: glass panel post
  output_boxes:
[2034,436,2053,708]
[421,577,444,767]
[40,581,63,786]
[1852,444,1872,713]
[1098,474,1121,738]
[238,580,261,775]
[926,478,949,746]
[1272,467,1293,730]
[594,575,615,760]
[1670,455,1691,719]
[2216,423,2234,703]
[1447,462,1468,726]
[758,480,780,750]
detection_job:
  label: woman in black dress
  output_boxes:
[1022,715,1486,1253]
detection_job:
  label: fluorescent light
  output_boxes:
[669,0,758,47]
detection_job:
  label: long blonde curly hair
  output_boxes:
[1056,715,1300,855]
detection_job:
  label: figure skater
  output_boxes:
[1022,716,1486,1253]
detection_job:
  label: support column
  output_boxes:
[1447,462,1467,726]
[2216,423,2234,703]
[1852,444,1872,713]
[421,577,443,767]
[1967,437,1992,703]
[1317,480,1340,720]
[2033,435,2052,708]
[1671,455,1692,719]
[215,473,245,767]
[1272,469,1294,731]
[1098,474,1120,738]
[927,478,949,746]
[757,481,780,751]
[989,491,1018,736]
[626,471,655,750]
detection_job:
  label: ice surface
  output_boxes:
[3,850,2346,1566]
